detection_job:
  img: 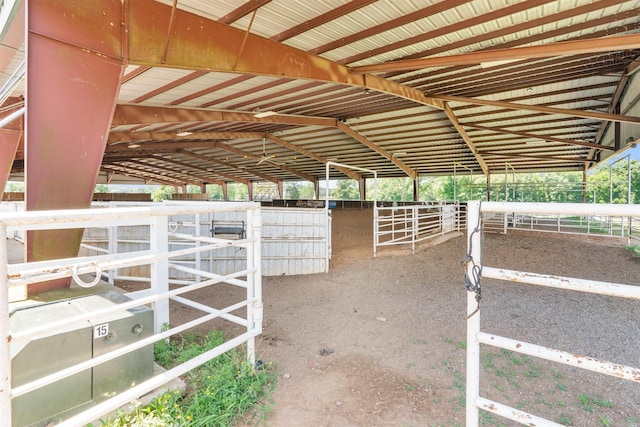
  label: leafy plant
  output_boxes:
[625,245,640,257]
[100,329,277,427]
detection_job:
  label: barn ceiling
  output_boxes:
[5,0,640,187]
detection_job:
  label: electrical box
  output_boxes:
[10,291,154,427]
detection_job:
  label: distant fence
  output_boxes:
[482,207,640,243]
[374,201,462,255]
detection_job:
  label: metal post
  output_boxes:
[150,214,170,333]
[465,200,481,427]
[245,207,256,365]
[453,163,457,201]
[195,213,202,283]
[0,224,12,427]
[609,164,613,204]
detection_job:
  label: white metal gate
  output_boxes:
[374,201,461,255]
[1,202,262,426]
[464,201,640,426]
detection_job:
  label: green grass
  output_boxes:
[625,244,640,257]
[578,393,613,413]
[96,329,277,427]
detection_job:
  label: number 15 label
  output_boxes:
[94,323,109,339]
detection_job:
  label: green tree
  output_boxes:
[227,182,249,201]
[286,181,301,199]
[152,185,174,201]
[299,182,316,199]
[205,184,224,200]
[5,181,24,192]
[332,179,359,200]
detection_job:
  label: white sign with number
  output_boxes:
[94,323,109,339]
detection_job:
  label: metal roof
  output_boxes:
[5,0,640,186]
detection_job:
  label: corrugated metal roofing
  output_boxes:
[4,0,640,186]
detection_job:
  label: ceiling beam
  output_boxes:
[125,159,205,186]
[431,94,640,125]
[336,122,416,179]
[112,104,337,127]
[478,151,593,163]
[125,0,443,110]
[266,133,361,181]
[464,123,614,151]
[350,34,640,73]
[101,164,188,186]
[214,141,317,183]
[150,154,238,185]
[178,149,280,184]
[107,141,220,152]
[108,131,265,144]
[443,103,489,176]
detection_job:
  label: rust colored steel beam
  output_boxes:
[336,122,416,179]
[0,100,24,199]
[351,34,640,73]
[267,133,361,181]
[112,104,337,128]
[107,131,265,144]
[443,103,489,176]
[26,0,125,294]
[214,141,316,182]
[179,149,280,184]
[125,0,442,110]
[433,94,640,125]
[151,154,247,185]
[0,1,25,75]
[464,123,614,151]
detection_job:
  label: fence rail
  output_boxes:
[374,201,461,255]
[465,201,640,427]
[1,202,262,426]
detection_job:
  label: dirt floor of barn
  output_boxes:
[177,208,640,427]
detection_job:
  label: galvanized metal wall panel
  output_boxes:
[80,206,330,280]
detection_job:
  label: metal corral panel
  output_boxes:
[81,206,330,279]
[262,208,328,275]
[204,207,329,276]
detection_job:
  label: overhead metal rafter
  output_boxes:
[112,104,337,127]
[397,5,639,86]
[443,103,489,175]
[336,122,417,178]
[351,34,640,74]
[463,123,615,151]
[178,149,280,184]
[126,0,444,111]
[266,133,361,180]
[101,163,190,186]
[107,131,265,144]
[150,154,238,185]
[214,141,316,182]
[125,159,206,186]
[431,94,640,125]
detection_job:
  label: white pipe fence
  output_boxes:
[374,201,461,255]
[0,202,262,426]
[465,201,640,427]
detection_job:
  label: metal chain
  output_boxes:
[462,204,483,319]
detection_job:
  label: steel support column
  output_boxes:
[26,0,124,294]
[221,182,228,201]
[247,181,254,201]
[0,102,23,199]
[359,176,366,201]
[277,179,284,199]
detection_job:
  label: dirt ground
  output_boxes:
[172,208,640,427]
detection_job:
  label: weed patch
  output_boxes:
[97,329,277,427]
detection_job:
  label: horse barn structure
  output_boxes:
[1,0,640,426]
